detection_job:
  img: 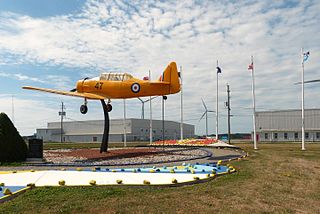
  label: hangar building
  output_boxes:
[256,109,320,142]
[36,118,194,143]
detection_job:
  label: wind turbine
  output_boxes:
[137,97,158,119]
[199,98,215,137]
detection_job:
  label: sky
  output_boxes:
[0,0,319,136]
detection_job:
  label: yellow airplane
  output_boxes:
[23,62,180,114]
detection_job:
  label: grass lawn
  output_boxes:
[1,143,319,213]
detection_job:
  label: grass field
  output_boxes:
[1,143,319,213]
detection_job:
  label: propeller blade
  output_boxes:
[201,98,208,111]
[145,96,158,102]
[295,79,320,85]
[70,88,76,92]
[199,111,207,121]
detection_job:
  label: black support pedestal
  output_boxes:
[100,99,109,153]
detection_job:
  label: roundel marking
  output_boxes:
[131,83,140,93]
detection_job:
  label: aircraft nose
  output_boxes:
[76,77,90,93]
[76,80,83,93]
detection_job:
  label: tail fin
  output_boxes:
[158,62,181,94]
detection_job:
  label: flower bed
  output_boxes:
[152,138,220,146]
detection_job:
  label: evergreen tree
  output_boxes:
[0,112,28,162]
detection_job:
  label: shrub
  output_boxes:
[0,112,28,162]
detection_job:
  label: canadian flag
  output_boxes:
[248,62,253,70]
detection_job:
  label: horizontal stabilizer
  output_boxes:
[22,86,105,100]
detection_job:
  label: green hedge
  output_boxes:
[0,112,28,162]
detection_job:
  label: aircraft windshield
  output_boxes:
[99,73,133,81]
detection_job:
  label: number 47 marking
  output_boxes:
[95,82,103,89]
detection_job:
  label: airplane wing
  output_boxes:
[22,86,106,100]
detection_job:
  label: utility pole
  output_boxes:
[59,102,66,143]
[226,84,231,144]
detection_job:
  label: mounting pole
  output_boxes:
[100,99,110,153]
[149,70,153,145]
[59,102,66,143]
[301,48,306,150]
[216,60,219,140]
[227,84,231,144]
[180,66,184,140]
[123,99,127,147]
[11,95,15,125]
[250,56,258,150]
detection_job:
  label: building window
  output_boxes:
[264,133,268,139]
[274,133,278,140]
[93,137,97,142]
[316,132,320,139]
[284,133,288,139]
[305,132,309,139]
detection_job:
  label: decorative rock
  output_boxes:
[143,180,150,185]
[193,177,199,180]
[27,183,35,188]
[116,179,123,184]
[3,188,12,195]
[0,183,4,186]
[58,180,65,186]
[172,178,178,184]
[89,180,96,185]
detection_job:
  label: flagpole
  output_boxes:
[149,70,153,145]
[216,60,219,140]
[301,48,306,150]
[250,56,258,150]
[123,99,127,147]
[180,66,184,141]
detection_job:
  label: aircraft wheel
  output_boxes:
[107,104,112,112]
[80,105,88,114]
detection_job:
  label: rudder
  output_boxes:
[159,62,181,94]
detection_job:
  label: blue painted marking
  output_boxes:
[0,186,26,198]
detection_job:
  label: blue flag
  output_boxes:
[216,66,222,73]
[303,51,310,62]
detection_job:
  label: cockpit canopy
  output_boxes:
[97,73,134,81]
